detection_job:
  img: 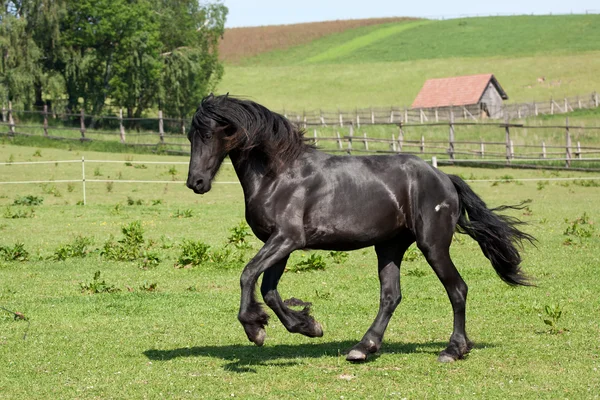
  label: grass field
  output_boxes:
[1,144,600,398]
[217,14,600,110]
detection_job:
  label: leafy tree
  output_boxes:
[0,1,43,109]
[157,0,227,118]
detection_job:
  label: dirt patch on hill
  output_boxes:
[219,17,416,64]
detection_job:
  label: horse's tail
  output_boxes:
[448,174,535,286]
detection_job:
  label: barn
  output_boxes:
[411,73,508,119]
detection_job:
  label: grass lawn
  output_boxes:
[1,144,599,398]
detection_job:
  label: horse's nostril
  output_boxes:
[196,178,204,187]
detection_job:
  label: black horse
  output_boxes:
[186,94,534,363]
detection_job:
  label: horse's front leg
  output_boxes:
[260,257,323,338]
[238,235,298,346]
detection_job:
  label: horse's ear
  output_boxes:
[208,92,214,99]
[225,92,229,98]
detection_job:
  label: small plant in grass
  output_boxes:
[328,251,348,264]
[175,239,210,268]
[105,181,114,193]
[80,271,120,294]
[94,167,102,176]
[0,243,29,261]
[3,206,35,219]
[402,245,422,262]
[288,253,326,273]
[227,221,252,250]
[167,166,178,180]
[67,183,74,193]
[563,212,595,245]
[537,180,549,191]
[171,208,193,218]
[405,268,428,277]
[51,235,94,261]
[124,161,133,167]
[139,250,161,270]
[133,164,147,169]
[126,196,144,206]
[32,149,42,157]
[6,154,14,164]
[41,183,62,197]
[538,303,567,334]
[111,203,121,214]
[151,199,163,206]
[13,195,44,206]
[139,282,158,292]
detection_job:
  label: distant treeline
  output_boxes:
[0,0,228,119]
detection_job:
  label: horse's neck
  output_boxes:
[229,150,270,200]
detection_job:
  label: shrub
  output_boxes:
[288,253,326,273]
[51,236,94,261]
[176,239,211,268]
[13,195,44,206]
[0,243,29,262]
[227,221,252,250]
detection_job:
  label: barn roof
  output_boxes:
[411,73,508,109]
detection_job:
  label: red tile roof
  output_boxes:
[411,73,507,109]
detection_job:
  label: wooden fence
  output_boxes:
[2,102,600,170]
[281,92,600,126]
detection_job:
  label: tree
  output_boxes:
[0,1,43,109]
[157,0,227,118]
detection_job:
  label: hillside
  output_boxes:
[218,17,415,63]
[216,15,600,111]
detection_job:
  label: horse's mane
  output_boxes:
[192,94,313,173]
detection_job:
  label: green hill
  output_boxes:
[217,15,600,110]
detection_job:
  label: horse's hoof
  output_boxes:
[346,349,368,362]
[253,328,266,347]
[437,353,457,363]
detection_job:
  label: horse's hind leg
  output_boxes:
[347,238,410,362]
[260,257,323,338]
[417,221,472,362]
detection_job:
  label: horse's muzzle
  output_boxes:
[186,177,211,194]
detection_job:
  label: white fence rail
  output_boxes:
[2,158,600,205]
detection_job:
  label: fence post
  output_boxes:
[534,101,538,116]
[1,104,5,122]
[181,119,185,135]
[577,141,582,159]
[550,97,554,115]
[390,108,394,123]
[542,141,546,158]
[81,156,86,206]
[480,139,485,158]
[339,111,343,127]
[336,131,342,150]
[565,117,572,168]
[370,108,374,125]
[313,129,318,146]
[158,110,164,143]
[435,108,439,122]
[505,120,511,165]
[448,110,455,160]
[595,91,599,107]
[363,132,368,150]
[79,109,86,139]
[119,108,126,143]
[510,140,515,159]
[431,156,438,168]
[43,105,49,136]
[391,133,397,152]
[348,123,353,153]
[420,135,425,154]
[398,123,404,152]
[8,101,15,135]
[404,108,408,123]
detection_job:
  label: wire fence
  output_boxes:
[2,158,600,205]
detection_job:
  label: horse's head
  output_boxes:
[186,95,234,194]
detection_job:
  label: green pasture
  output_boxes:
[218,15,600,110]
[1,144,599,398]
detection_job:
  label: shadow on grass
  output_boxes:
[144,340,496,373]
